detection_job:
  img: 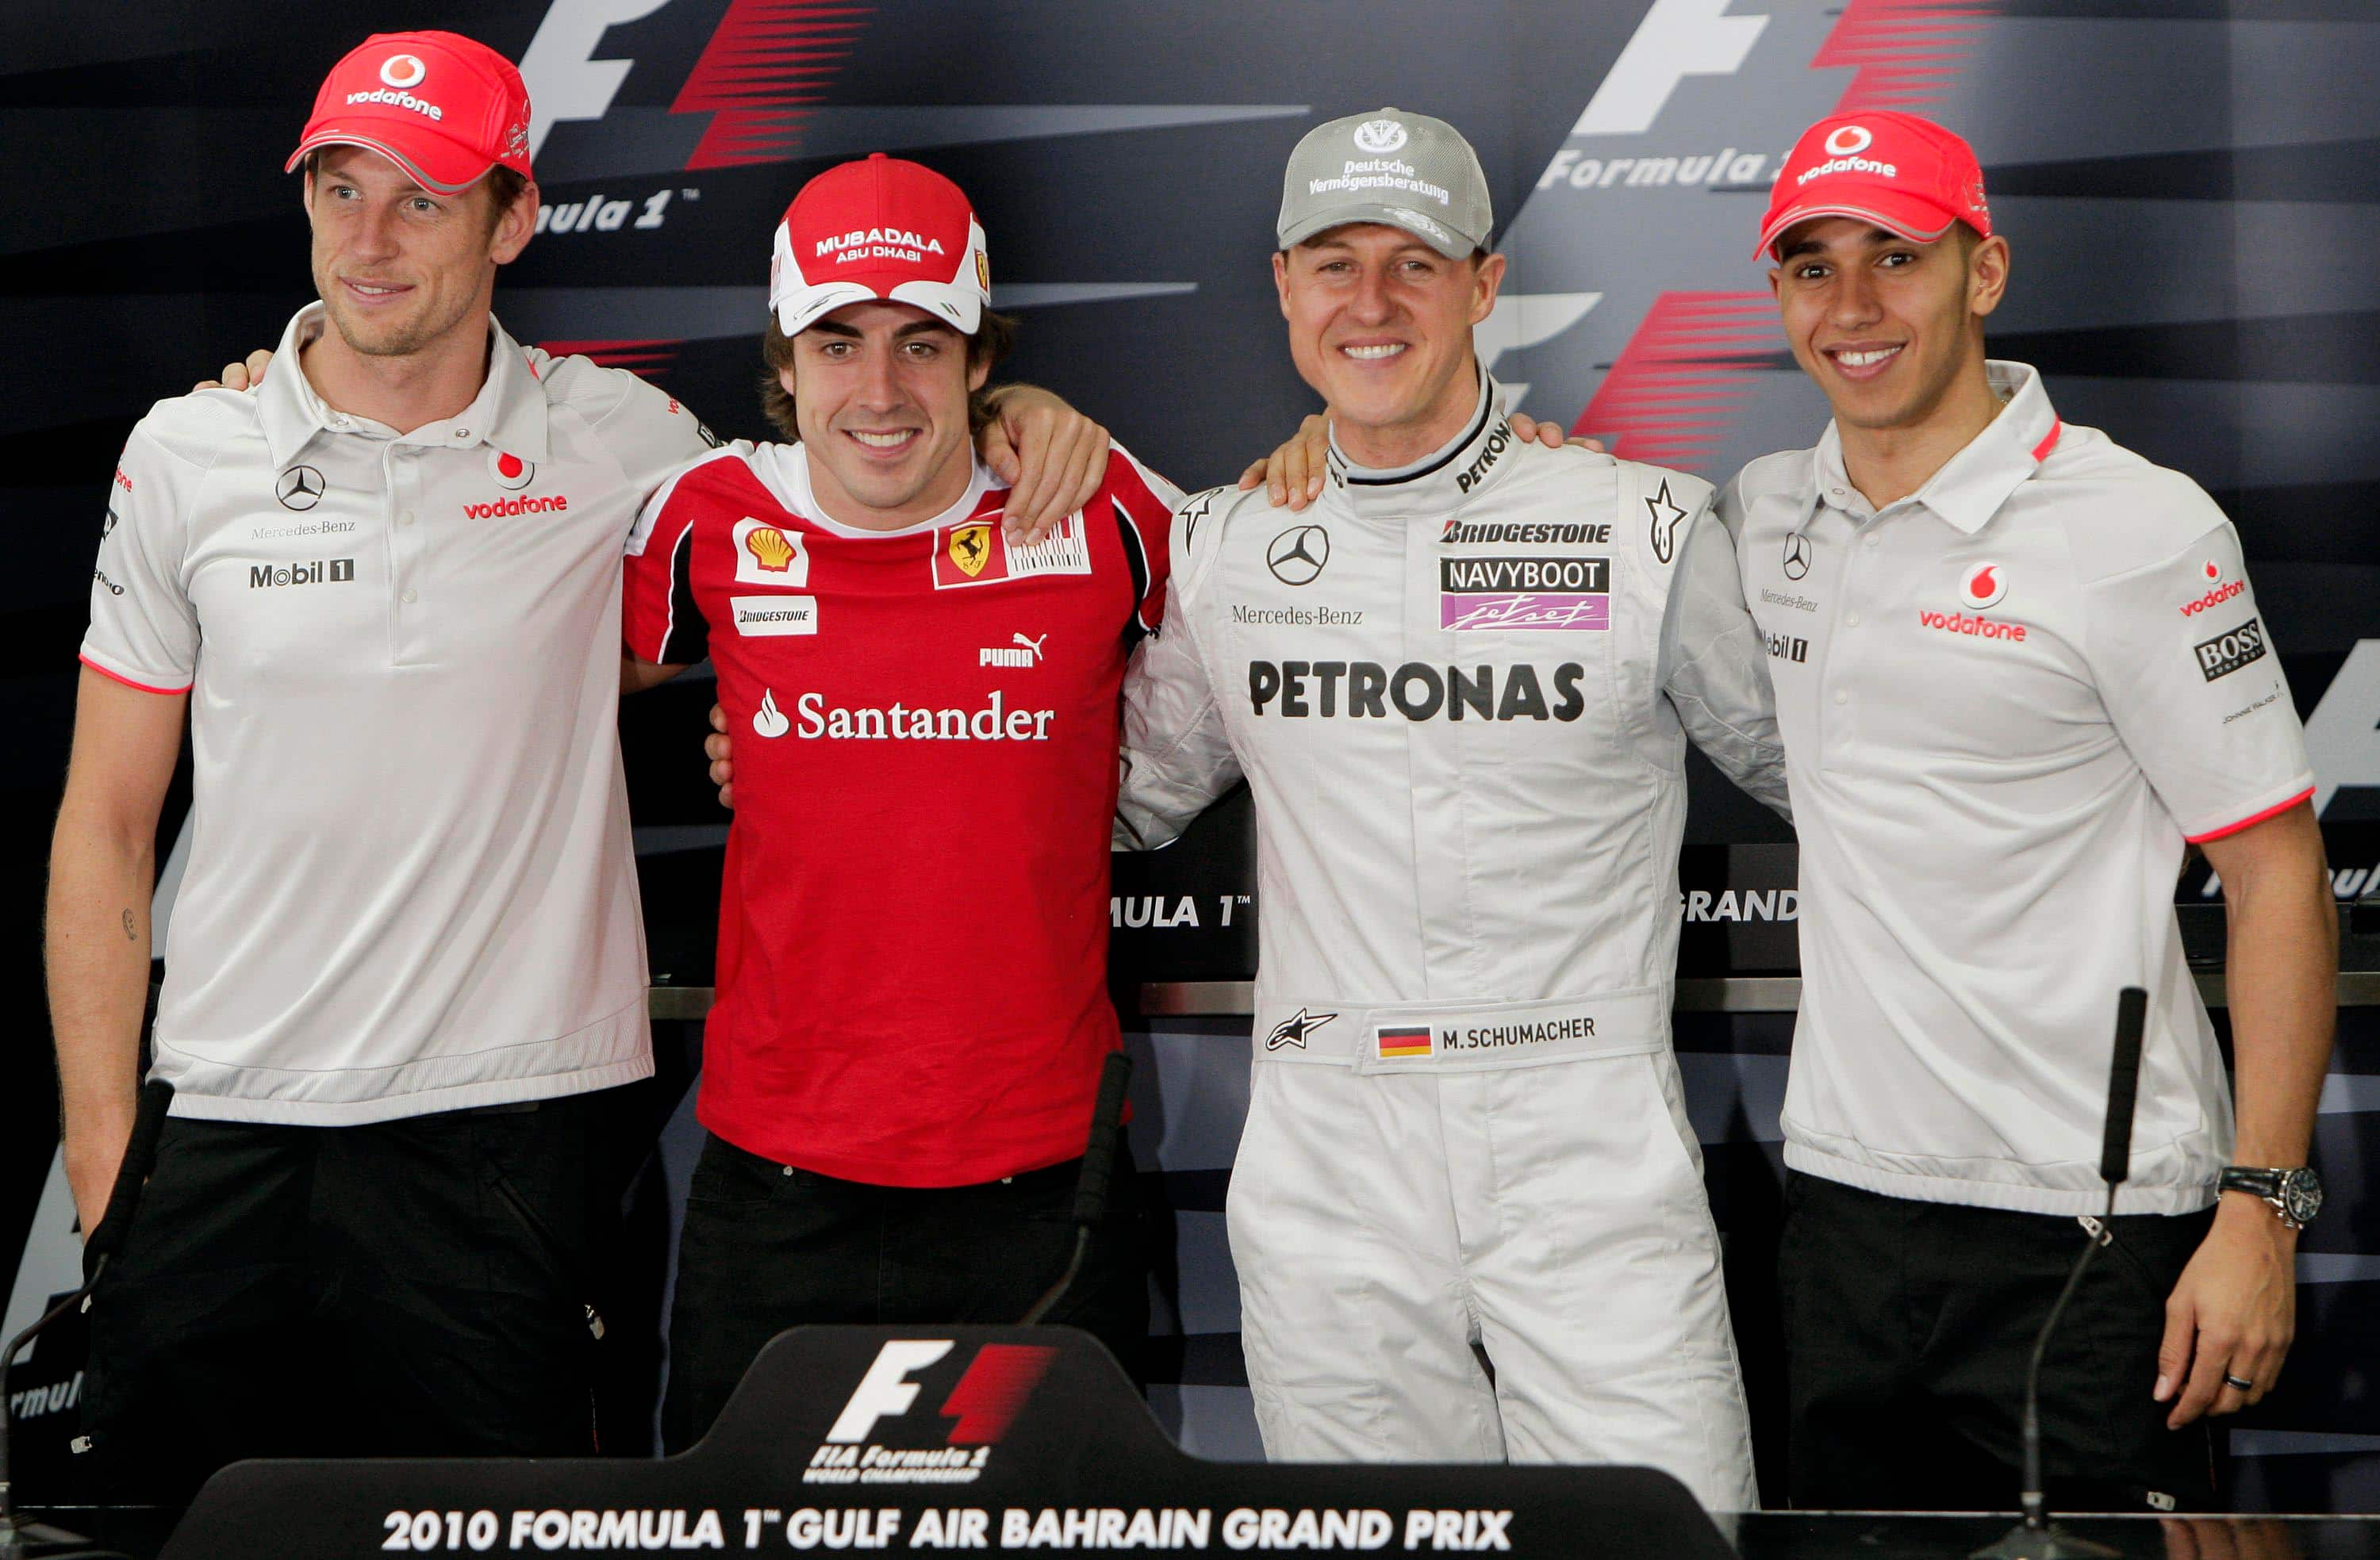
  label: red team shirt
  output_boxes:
[622,441,1178,1186]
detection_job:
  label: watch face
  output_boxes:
[2283,1168,2324,1225]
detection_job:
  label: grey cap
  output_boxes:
[1276,107,1492,260]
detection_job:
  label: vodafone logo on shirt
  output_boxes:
[2178,560,2245,618]
[734,517,811,586]
[1958,562,2008,611]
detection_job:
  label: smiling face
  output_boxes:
[784,299,988,529]
[1769,217,2008,435]
[305,147,534,359]
[1274,224,1506,465]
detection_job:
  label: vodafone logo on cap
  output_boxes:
[1824,125,1874,156]
[490,450,536,490]
[1959,562,2008,611]
[379,54,428,90]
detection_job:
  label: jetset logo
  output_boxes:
[804,1340,1056,1485]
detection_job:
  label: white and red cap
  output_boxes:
[1755,110,1991,260]
[286,31,533,195]
[769,154,990,337]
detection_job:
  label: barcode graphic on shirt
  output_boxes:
[1006,516,1091,579]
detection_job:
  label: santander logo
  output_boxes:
[1958,562,2008,611]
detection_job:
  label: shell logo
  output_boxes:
[379,54,428,90]
[1959,561,2008,611]
[744,527,797,573]
[1824,125,1873,157]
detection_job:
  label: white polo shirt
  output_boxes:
[1726,361,2314,1216]
[82,304,714,1124]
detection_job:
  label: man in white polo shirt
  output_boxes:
[46,30,712,1500]
[1726,112,2336,1510]
[48,29,1104,1500]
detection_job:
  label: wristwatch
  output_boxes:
[2217,1166,2324,1230]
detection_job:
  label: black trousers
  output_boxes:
[1779,1171,2220,1512]
[82,1089,631,1504]
[662,1133,1149,1452]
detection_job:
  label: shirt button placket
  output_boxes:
[387,444,424,665]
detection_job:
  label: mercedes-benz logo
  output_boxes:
[1267,524,1330,586]
[276,465,326,512]
[1782,531,1811,581]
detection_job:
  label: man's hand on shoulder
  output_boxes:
[1237,414,1330,512]
[197,348,274,393]
[706,702,735,811]
[1506,411,1603,455]
[1233,411,1600,512]
[977,384,1111,546]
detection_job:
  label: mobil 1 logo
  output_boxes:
[250,558,355,588]
[2195,618,2267,682]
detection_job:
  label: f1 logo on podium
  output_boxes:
[811,1340,1058,1485]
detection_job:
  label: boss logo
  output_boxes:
[2194,619,2268,683]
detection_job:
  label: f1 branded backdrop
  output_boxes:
[6,0,2378,1512]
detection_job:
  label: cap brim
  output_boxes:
[286,126,496,196]
[1279,203,1480,261]
[1754,194,1958,261]
[774,274,985,338]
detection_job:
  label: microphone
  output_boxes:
[1021,1052,1135,1325]
[0,1078,174,1560]
[1973,990,2145,1560]
[2099,987,2146,1188]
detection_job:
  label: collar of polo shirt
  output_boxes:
[1810,360,2063,534]
[254,301,554,468]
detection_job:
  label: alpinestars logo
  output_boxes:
[1265,1008,1337,1052]
[804,1340,1055,1485]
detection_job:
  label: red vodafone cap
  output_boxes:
[1755,111,1990,260]
[770,154,990,337]
[286,31,533,195]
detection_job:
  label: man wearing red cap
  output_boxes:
[50,33,1104,1498]
[619,154,1180,1450]
[1725,111,2334,1508]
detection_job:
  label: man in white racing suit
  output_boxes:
[1112,109,1786,1508]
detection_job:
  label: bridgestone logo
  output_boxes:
[1441,520,1610,545]
[2194,619,2268,682]
[344,88,443,121]
[463,494,568,519]
[1438,556,1609,594]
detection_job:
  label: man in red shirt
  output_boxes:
[621,154,1179,1447]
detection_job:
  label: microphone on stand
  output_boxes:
[1022,1052,1134,1324]
[0,1078,175,1560]
[1973,990,2147,1560]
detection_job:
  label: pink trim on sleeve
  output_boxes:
[2185,786,2315,845]
[79,654,190,696]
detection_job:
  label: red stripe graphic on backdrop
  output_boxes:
[538,339,685,378]
[1815,0,1994,114]
[670,2,875,171]
[1571,293,1777,470]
